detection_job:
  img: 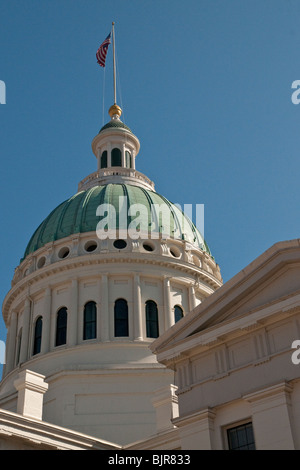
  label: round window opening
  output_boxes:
[170,247,180,258]
[37,256,46,269]
[58,247,70,259]
[84,241,98,253]
[143,242,154,252]
[113,239,127,249]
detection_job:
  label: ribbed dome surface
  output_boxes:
[99,120,132,133]
[23,184,210,259]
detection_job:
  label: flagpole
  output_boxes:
[112,21,117,105]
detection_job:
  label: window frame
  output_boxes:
[145,300,159,339]
[83,301,97,340]
[55,307,68,347]
[101,150,107,169]
[174,305,184,323]
[223,420,256,450]
[111,148,122,167]
[33,316,43,355]
[114,298,129,337]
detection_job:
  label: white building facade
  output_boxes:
[1,101,299,451]
[146,239,300,450]
[0,104,222,447]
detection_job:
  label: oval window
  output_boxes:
[143,242,154,252]
[170,247,180,258]
[84,241,98,252]
[113,239,127,249]
[37,256,46,269]
[58,247,70,259]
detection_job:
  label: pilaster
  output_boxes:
[243,381,295,450]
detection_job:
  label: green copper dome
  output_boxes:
[99,120,132,133]
[23,184,210,260]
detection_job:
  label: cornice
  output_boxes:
[152,291,300,365]
[3,251,222,322]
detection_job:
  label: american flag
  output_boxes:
[96,32,111,67]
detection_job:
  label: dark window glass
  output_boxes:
[111,148,122,167]
[146,300,159,338]
[56,307,67,346]
[83,301,97,340]
[101,151,107,169]
[174,305,183,323]
[114,299,129,337]
[143,243,154,252]
[33,316,43,355]
[113,239,127,249]
[227,422,255,450]
[85,243,97,252]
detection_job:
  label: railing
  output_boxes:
[78,168,155,191]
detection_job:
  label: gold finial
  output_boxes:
[109,104,122,118]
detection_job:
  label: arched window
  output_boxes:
[55,307,67,346]
[33,316,43,355]
[114,299,128,337]
[111,148,122,167]
[101,150,107,169]
[146,300,159,338]
[174,305,184,323]
[125,151,132,168]
[83,301,97,340]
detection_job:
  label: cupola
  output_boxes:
[91,104,140,172]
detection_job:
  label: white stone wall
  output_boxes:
[170,309,300,449]
[0,229,221,445]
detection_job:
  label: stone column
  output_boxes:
[68,279,78,346]
[152,384,179,433]
[188,284,197,311]
[19,298,31,364]
[41,287,51,355]
[173,408,216,450]
[5,310,18,374]
[122,143,126,168]
[14,369,49,421]
[133,273,143,341]
[243,381,295,449]
[97,148,101,171]
[96,278,102,340]
[107,143,112,168]
[163,277,173,330]
[101,273,109,341]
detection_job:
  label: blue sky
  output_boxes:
[1,0,300,355]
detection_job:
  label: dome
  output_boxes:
[99,119,132,133]
[23,183,211,260]
[1,100,222,446]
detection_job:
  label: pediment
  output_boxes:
[151,240,300,355]
[198,263,300,331]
